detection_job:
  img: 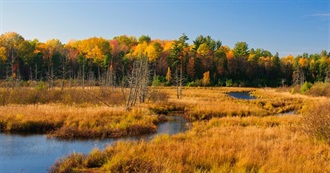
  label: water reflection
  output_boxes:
[227,91,256,100]
[0,116,187,173]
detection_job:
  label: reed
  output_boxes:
[301,100,330,142]
[50,115,330,173]
[0,87,126,106]
[0,104,160,139]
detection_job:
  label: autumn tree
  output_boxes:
[202,71,210,86]
[18,40,37,81]
[187,57,195,80]
[166,67,172,83]
[0,32,24,87]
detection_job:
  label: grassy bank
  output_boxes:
[49,115,330,173]
[149,87,304,121]
[0,104,162,139]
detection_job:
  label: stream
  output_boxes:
[227,91,256,100]
[0,116,187,173]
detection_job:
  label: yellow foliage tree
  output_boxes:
[132,42,148,58]
[146,45,156,61]
[163,40,174,52]
[197,43,210,57]
[226,50,234,59]
[166,67,172,82]
[0,47,7,61]
[202,71,210,86]
[299,58,309,68]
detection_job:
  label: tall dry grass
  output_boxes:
[0,87,126,106]
[153,87,303,120]
[0,104,160,139]
[49,115,330,173]
[301,100,330,143]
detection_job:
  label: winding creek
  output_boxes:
[0,116,188,173]
[227,91,256,100]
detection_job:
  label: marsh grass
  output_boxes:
[0,104,160,139]
[302,100,330,143]
[0,87,126,106]
[46,87,330,172]
[155,87,303,120]
[306,82,330,97]
[2,86,329,172]
[50,116,330,173]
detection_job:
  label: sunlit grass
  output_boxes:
[0,104,160,139]
[50,115,330,173]
[1,86,329,172]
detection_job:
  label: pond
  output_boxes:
[227,91,256,100]
[0,116,188,173]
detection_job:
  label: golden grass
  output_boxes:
[50,115,330,173]
[152,87,304,120]
[0,87,126,106]
[0,104,160,139]
[1,86,329,172]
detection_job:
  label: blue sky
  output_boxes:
[0,0,329,57]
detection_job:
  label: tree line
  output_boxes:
[0,32,329,89]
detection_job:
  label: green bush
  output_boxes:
[300,82,312,93]
[226,79,233,87]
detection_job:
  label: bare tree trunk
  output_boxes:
[61,57,66,90]
[69,69,72,88]
[179,62,183,99]
[98,65,102,86]
[126,57,149,110]
[35,64,38,83]
[126,62,135,110]
[29,65,33,81]
[11,49,15,89]
[175,67,180,99]
[82,63,85,89]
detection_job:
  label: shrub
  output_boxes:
[226,79,233,87]
[307,82,330,97]
[83,148,107,168]
[302,101,330,143]
[300,81,312,93]
[49,152,85,173]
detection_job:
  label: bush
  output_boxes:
[226,79,233,87]
[307,82,330,97]
[49,152,85,173]
[300,82,312,93]
[83,148,107,168]
[187,79,202,87]
[302,101,330,143]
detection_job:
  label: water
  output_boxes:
[0,116,187,173]
[227,91,256,100]
[275,110,296,116]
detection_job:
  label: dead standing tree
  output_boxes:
[126,56,150,110]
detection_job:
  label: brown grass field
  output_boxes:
[0,86,329,172]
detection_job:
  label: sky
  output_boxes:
[0,0,329,57]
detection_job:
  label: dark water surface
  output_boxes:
[0,116,187,173]
[227,91,256,100]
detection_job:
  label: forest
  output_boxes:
[0,32,329,88]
